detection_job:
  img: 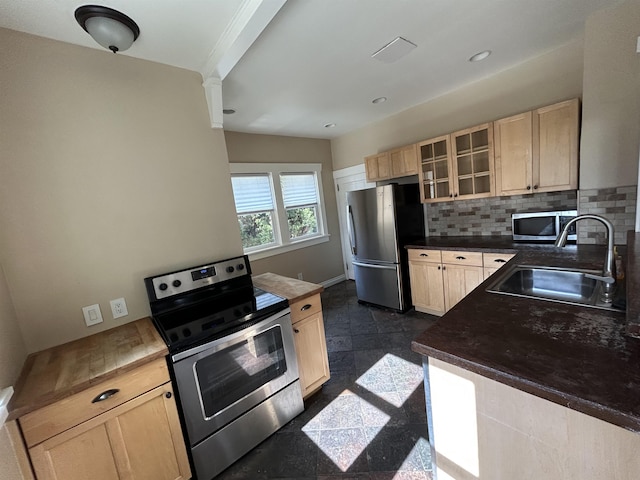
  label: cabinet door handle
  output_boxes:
[533,185,538,190]
[454,193,458,198]
[294,328,300,333]
[301,304,312,311]
[456,256,466,260]
[494,259,506,263]
[165,391,172,399]
[437,266,441,270]
[526,185,531,190]
[419,253,428,257]
[91,389,119,403]
[442,266,446,270]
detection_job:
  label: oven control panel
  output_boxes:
[148,255,251,300]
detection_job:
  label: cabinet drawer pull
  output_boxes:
[455,256,466,260]
[494,259,506,263]
[294,328,300,333]
[91,389,119,403]
[419,253,428,257]
[300,304,312,311]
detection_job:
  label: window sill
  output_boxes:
[247,234,331,261]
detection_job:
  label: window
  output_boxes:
[230,163,329,259]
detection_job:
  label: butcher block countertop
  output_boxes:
[253,272,324,303]
[411,237,640,432]
[8,317,167,420]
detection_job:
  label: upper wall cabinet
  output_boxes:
[364,152,392,181]
[451,123,495,200]
[418,135,453,202]
[365,144,418,182]
[495,99,579,196]
[390,144,419,178]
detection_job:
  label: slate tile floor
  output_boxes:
[217,280,438,479]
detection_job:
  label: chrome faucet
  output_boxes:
[554,214,616,302]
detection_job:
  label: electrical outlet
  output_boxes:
[82,304,103,327]
[297,273,304,280]
[110,297,128,319]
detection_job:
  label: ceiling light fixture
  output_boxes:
[223,109,236,115]
[469,50,491,62]
[372,97,387,104]
[75,5,140,53]
[324,123,336,128]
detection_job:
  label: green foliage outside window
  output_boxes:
[237,212,275,248]
[287,206,318,239]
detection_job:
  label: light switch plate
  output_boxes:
[82,304,103,327]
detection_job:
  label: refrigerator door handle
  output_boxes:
[352,261,397,270]
[347,205,357,255]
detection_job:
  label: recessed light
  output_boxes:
[223,109,236,114]
[469,50,491,62]
[372,97,387,104]
[324,123,336,128]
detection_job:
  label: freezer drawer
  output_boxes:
[353,261,407,311]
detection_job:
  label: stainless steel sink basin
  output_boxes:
[486,265,622,311]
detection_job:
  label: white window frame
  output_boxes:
[230,163,330,261]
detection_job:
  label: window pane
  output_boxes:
[237,212,275,248]
[286,206,318,239]
[280,173,318,207]
[231,175,273,213]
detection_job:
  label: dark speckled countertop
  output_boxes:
[409,235,640,433]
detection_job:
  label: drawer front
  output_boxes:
[290,293,322,324]
[20,358,169,447]
[483,252,516,268]
[408,249,442,263]
[441,250,483,267]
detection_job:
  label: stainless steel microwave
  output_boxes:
[512,210,578,242]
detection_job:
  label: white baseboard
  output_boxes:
[321,274,346,288]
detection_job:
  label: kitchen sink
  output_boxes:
[486,265,622,311]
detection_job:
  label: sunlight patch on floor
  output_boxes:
[356,353,423,407]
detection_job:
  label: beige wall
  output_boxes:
[580,0,640,190]
[224,132,344,284]
[331,39,584,170]
[0,28,243,353]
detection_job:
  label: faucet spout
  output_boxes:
[555,214,616,301]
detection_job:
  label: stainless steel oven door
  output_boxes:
[171,308,299,445]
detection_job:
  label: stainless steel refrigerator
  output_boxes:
[347,183,424,312]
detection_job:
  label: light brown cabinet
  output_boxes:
[390,144,419,178]
[364,152,392,182]
[451,123,495,200]
[409,248,517,315]
[290,293,330,399]
[483,252,516,279]
[408,249,446,315]
[495,99,579,196]
[23,359,191,480]
[418,135,454,203]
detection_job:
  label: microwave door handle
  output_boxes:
[347,205,357,256]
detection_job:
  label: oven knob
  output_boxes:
[234,309,242,317]
[183,328,191,337]
[169,333,179,342]
[172,280,182,288]
[226,266,235,273]
[237,264,244,271]
[159,283,168,291]
[243,305,251,313]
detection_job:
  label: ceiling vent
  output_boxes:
[371,37,417,63]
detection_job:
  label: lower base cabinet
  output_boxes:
[409,248,515,316]
[290,293,331,399]
[22,361,191,480]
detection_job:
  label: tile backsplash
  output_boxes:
[577,185,637,245]
[426,191,578,237]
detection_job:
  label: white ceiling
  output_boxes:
[0,0,623,139]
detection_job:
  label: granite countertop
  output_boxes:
[406,235,575,253]
[411,235,640,433]
[253,272,323,303]
[8,317,167,420]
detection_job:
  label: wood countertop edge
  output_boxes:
[253,272,324,303]
[7,317,168,421]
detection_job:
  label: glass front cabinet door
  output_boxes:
[451,123,495,200]
[418,135,453,203]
